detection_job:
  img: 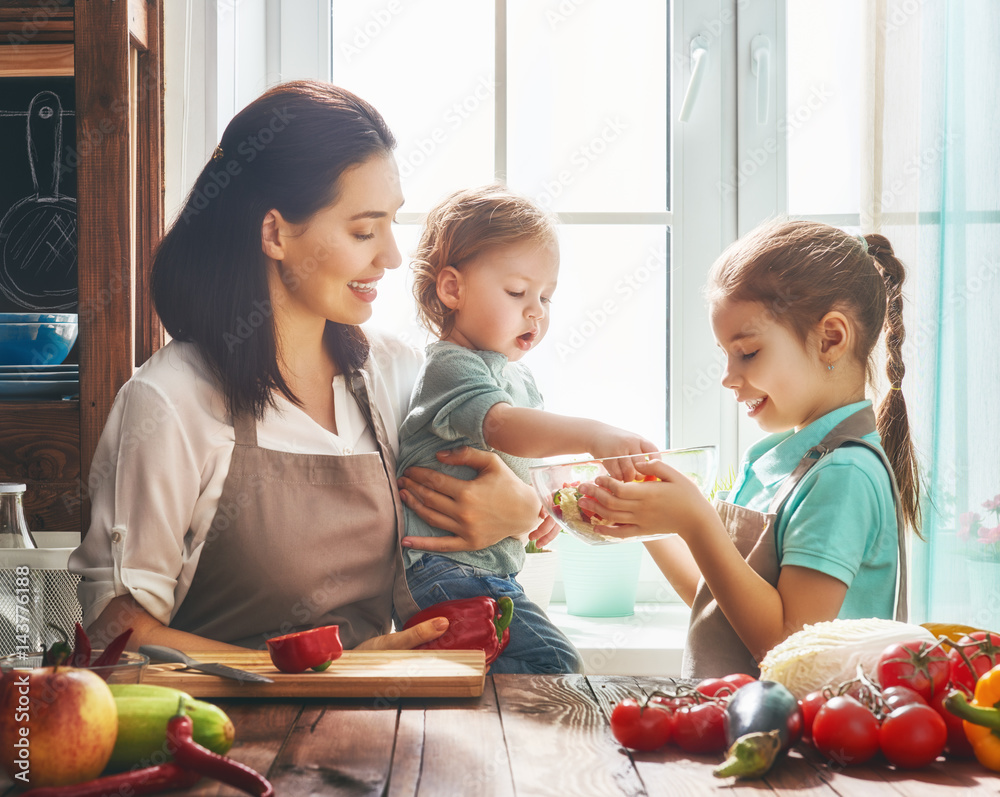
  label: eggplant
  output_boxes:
[714,680,803,779]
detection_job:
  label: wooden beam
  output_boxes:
[75,0,135,527]
[0,43,72,75]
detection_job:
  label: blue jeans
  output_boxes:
[402,553,584,674]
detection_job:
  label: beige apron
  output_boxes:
[170,366,419,649]
[681,406,908,678]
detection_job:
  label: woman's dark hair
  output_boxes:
[151,80,396,419]
[706,219,921,536]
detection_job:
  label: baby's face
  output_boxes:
[445,239,559,361]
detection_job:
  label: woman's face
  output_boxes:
[268,153,405,329]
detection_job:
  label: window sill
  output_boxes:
[546,602,689,677]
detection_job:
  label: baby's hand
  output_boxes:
[586,424,660,481]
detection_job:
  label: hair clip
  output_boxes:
[212,145,224,161]
[856,233,869,253]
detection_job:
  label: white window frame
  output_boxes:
[164,0,757,603]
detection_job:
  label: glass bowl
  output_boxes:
[0,649,149,683]
[529,446,718,545]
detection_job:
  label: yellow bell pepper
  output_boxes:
[945,662,1000,772]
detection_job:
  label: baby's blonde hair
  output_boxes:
[412,185,557,338]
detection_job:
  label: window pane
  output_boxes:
[331,0,495,211]
[507,1,669,213]
[364,223,429,349]
[528,225,669,448]
[786,0,863,215]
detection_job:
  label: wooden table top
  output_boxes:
[3,674,997,795]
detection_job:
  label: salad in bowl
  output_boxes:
[529,446,718,545]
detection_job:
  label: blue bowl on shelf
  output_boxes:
[0,313,78,365]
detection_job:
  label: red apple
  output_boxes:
[0,666,118,787]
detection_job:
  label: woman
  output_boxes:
[68,81,553,652]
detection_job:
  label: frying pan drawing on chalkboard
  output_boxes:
[0,91,77,311]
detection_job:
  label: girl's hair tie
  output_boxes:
[856,233,869,253]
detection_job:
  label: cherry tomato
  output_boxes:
[930,688,975,758]
[878,704,947,768]
[610,698,673,751]
[882,684,928,712]
[649,694,696,712]
[695,677,734,698]
[876,639,951,701]
[798,690,829,743]
[811,695,880,766]
[948,632,1000,694]
[672,702,729,754]
[721,673,757,690]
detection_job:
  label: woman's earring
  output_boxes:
[827,363,835,371]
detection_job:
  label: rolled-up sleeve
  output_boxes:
[69,380,202,627]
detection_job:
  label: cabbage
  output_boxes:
[758,618,936,699]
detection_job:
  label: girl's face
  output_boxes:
[711,298,839,433]
[267,153,405,329]
[442,239,559,362]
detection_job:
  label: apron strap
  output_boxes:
[232,412,258,447]
[347,363,422,622]
[765,405,908,622]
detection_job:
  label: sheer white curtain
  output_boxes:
[862,0,1000,626]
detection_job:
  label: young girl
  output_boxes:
[579,219,920,677]
[396,185,658,674]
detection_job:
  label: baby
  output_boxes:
[396,185,657,673]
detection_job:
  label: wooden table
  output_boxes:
[3,675,997,795]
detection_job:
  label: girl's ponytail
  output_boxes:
[865,234,922,536]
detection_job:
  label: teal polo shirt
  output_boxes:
[727,400,898,620]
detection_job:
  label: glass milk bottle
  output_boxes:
[0,483,44,653]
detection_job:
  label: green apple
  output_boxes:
[0,666,118,787]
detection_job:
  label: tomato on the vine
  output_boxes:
[876,639,951,700]
[610,698,673,751]
[672,701,729,754]
[881,684,927,712]
[930,689,975,758]
[878,704,947,768]
[798,690,829,742]
[811,696,880,766]
[948,632,1000,694]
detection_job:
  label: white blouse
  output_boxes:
[68,331,424,628]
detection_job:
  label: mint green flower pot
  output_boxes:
[559,534,642,617]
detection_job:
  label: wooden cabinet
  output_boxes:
[0,1,164,532]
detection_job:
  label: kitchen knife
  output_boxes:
[139,644,274,684]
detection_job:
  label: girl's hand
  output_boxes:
[586,425,660,481]
[577,459,714,540]
[399,446,542,552]
[355,617,449,651]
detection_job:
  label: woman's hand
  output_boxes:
[399,446,542,552]
[577,459,714,540]
[355,617,450,651]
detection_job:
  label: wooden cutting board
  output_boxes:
[142,649,486,698]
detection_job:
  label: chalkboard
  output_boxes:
[0,77,77,312]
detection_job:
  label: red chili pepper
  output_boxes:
[265,624,344,674]
[70,622,92,668]
[167,701,275,796]
[19,763,200,797]
[402,596,514,665]
[90,628,133,670]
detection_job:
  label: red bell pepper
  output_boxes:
[402,596,514,665]
[265,625,343,673]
